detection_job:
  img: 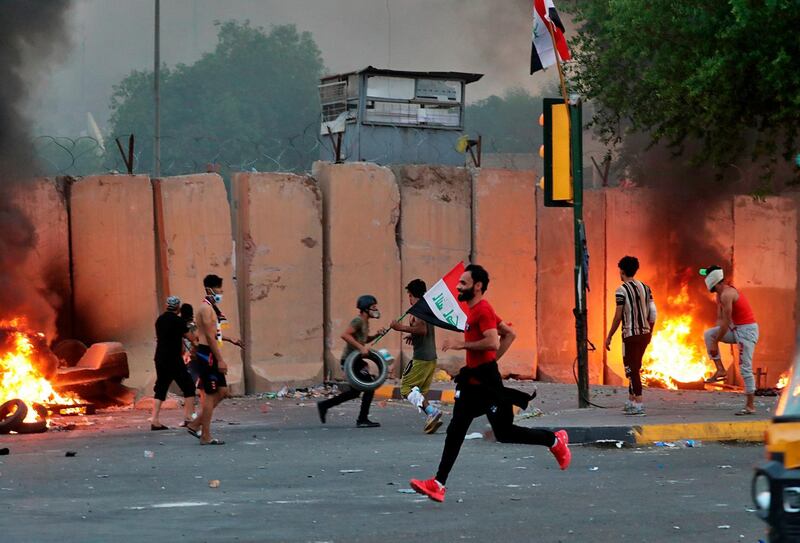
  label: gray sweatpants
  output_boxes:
[703,323,759,394]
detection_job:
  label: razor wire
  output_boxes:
[32,121,515,179]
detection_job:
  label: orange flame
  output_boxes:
[0,319,78,423]
[641,284,716,390]
[777,372,790,390]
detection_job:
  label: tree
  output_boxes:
[464,88,548,154]
[565,0,800,182]
[109,21,324,178]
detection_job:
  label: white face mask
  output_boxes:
[369,309,380,319]
[207,290,223,304]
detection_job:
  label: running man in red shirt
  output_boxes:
[410,264,571,502]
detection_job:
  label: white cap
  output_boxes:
[704,268,724,292]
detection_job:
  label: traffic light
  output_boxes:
[539,98,573,207]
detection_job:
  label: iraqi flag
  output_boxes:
[408,262,469,333]
[530,0,571,74]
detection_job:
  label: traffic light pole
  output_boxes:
[570,96,590,408]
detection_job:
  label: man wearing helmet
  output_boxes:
[701,265,760,415]
[317,294,387,428]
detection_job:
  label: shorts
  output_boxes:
[153,358,195,401]
[190,344,228,395]
[400,359,437,397]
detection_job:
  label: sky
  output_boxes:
[30,0,565,136]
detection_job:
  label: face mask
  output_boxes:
[369,309,380,319]
[457,288,475,302]
[207,290,223,304]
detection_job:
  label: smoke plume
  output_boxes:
[0,0,74,339]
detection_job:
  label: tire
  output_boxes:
[343,349,389,392]
[0,399,28,434]
[13,403,48,434]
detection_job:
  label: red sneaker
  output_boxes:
[409,477,446,502]
[550,429,571,470]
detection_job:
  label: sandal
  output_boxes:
[735,408,756,416]
[704,373,728,383]
[179,420,193,427]
[200,438,225,445]
[187,427,201,439]
[150,424,169,431]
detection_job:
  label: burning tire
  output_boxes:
[0,399,28,434]
[343,350,389,392]
[13,403,48,434]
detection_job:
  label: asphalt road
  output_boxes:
[0,397,767,543]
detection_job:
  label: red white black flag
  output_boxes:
[530,0,571,74]
[407,262,469,332]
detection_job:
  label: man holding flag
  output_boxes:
[389,278,444,434]
[409,264,571,503]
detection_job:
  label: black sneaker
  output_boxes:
[317,403,327,424]
[356,419,380,428]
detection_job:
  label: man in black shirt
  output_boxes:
[151,296,196,430]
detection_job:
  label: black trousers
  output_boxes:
[435,383,555,485]
[623,333,651,397]
[318,358,374,421]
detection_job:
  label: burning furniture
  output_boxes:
[0,319,132,434]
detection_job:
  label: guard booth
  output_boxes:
[318,66,483,166]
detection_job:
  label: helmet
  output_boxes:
[166,296,181,311]
[356,295,377,312]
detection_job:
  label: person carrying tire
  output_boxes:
[389,279,443,434]
[317,295,387,428]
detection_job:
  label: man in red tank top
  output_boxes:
[409,264,571,503]
[701,265,760,414]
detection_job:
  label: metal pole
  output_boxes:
[153,0,161,177]
[570,94,589,408]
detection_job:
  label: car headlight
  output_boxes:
[783,487,800,513]
[754,473,772,511]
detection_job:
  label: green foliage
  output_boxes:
[565,0,800,180]
[464,88,548,153]
[109,21,324,178]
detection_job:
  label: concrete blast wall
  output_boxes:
[395,165,471,375]
[11,178,71,339]
[233,172,324,392]
[313,162,402,378]
[70,175,158,389]
[733,196,797,384]
[154,174,244,395]
[537,189,605,384]
[474,169,538,378]
[15,165,798,394]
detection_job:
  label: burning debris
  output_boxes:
[0,318,131,434]
[0,318,80,432]
[641,283,717,390]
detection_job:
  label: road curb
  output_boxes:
[374,385,768,444]
[375,385,455,404]
[529,419,769,445]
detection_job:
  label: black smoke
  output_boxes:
[0,0,73,338]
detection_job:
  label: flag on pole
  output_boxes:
[530,0,571,74]
[408,262,469,332]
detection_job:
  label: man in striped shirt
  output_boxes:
[605,256,657,416]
